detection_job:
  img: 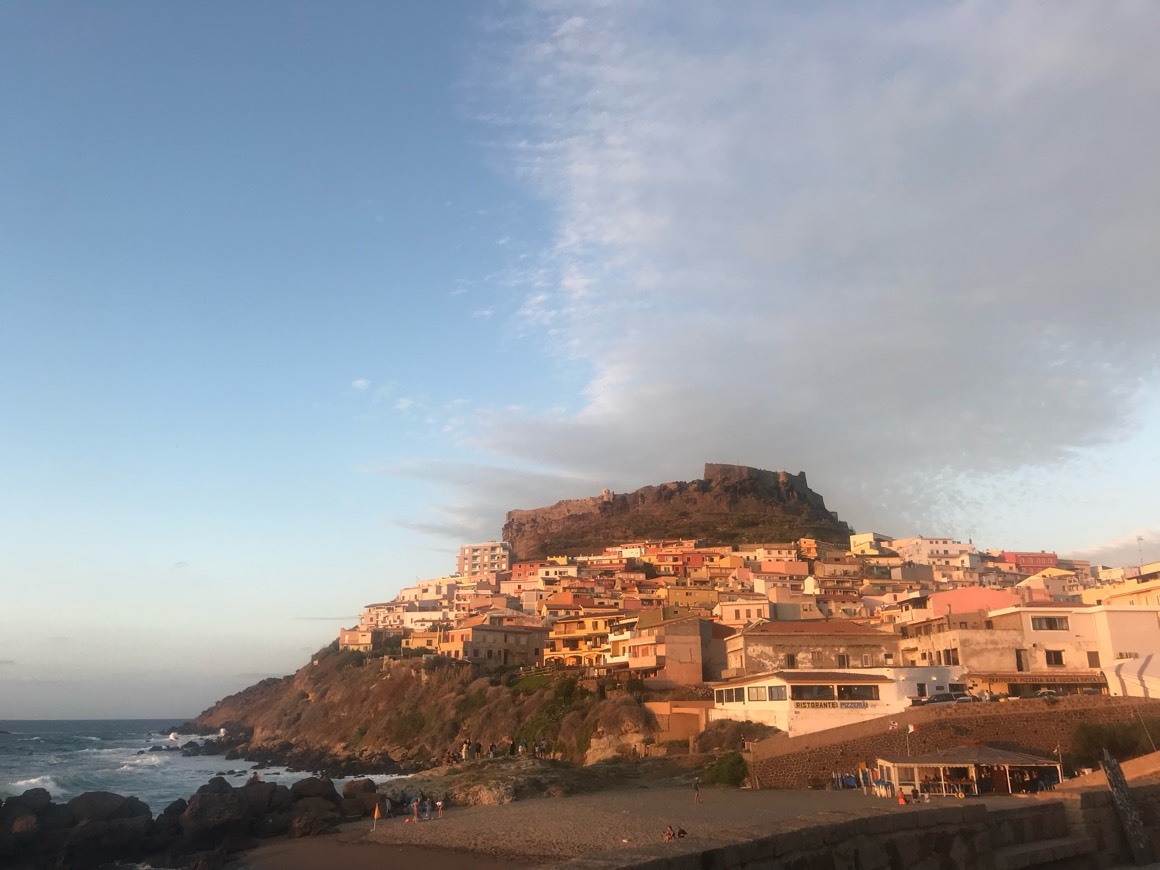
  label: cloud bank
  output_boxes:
[409,3,1160,546]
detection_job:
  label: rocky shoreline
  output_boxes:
[168,722,410,778]
[0,772,386,870]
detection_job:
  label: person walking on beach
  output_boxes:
[693,777,701,803]
[436,799,444,818]
[412,796,421,821]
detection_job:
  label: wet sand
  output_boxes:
[230,784,989,869]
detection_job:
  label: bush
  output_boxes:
[1071,719,1160,767]
[701,751,748,787]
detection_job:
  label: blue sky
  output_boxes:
[2,2,1159,717]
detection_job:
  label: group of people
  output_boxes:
[440,736,553,766]
[396,794,443,821]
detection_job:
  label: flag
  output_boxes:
[907,724,917,734]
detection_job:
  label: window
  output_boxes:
[836,654,850,668]
[837,684,880,701]
[1031,616,1070,631]
[1045,649,1064,666]
[862,653,872,667]
[715,690,725,704]
[946,648,960,666]
[791,685,836,701]
[747,686,767,702]
[1087,651,1101,668]
[768,686,787,701]
[784,653,798,669]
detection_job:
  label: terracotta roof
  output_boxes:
[743,620,894,636]
[711,670,892,686]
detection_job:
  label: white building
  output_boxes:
[708,666,958,736]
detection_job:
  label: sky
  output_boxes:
[2,2,1159,718]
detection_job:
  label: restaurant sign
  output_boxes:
[794,701,870,709]
[972,673,1103,685]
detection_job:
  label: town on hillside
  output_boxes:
[337,534,1160,740]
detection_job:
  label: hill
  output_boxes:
[185,647,659,775]
[502,463,853,559]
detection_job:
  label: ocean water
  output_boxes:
[0,719,393,813]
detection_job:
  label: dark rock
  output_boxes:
[67,791,130,824]
[180,788,250,852]
[8,812,38,842]
[253,812,291,838]
[340,797,366,819]
[291,796,340,821]
[238,781,276,816]
[41,803,75,829]
[225,748,241,761]
[355,792,381,816]
[164,797,189,817]
[289,776,340,804]
[342,777,376,798]
[58,814,150,868]
[197,776,234,796]
[268,784,293,813]
[288,814,336,838]
[182,740,202,755]
[1,787,50,823]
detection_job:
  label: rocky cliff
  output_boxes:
[186,648,657,774]
[502,463,853,559]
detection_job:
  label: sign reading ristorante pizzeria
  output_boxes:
[793,701,870,709]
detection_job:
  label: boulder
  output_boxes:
[17,787,51,814]
[196,776,234,796]
[41,803,75,830]
[163,798,188,817]
[58,814,150,868]
[268,784,293,813]
[253,812,291,839]
[288,814,336,838]
[289,777,340,804]
[342,778,376,799]
[340,798,366,819]
[8,813,38,843]
[355,792,381,816]
[180,787,251,852]
[290,796,340,821]
[239,781,276,816]
[67,791,133,824]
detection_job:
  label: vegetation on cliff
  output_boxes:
[190,645,658,773]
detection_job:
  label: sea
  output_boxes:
[0,719,394,813]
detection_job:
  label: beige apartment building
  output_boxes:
[456,541,512,578]
[724,620,900,677]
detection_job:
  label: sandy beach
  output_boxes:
[230,784,967,869]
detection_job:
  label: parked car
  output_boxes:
[1034,688,1059,698]
[918,692,978,705]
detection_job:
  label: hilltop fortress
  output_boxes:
[502,463,853,560]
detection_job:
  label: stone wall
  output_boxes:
[748,696,1160,790]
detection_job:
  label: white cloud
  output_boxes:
[433,2,1160,547]
[394,397,415,411]
[351,378,371,392]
